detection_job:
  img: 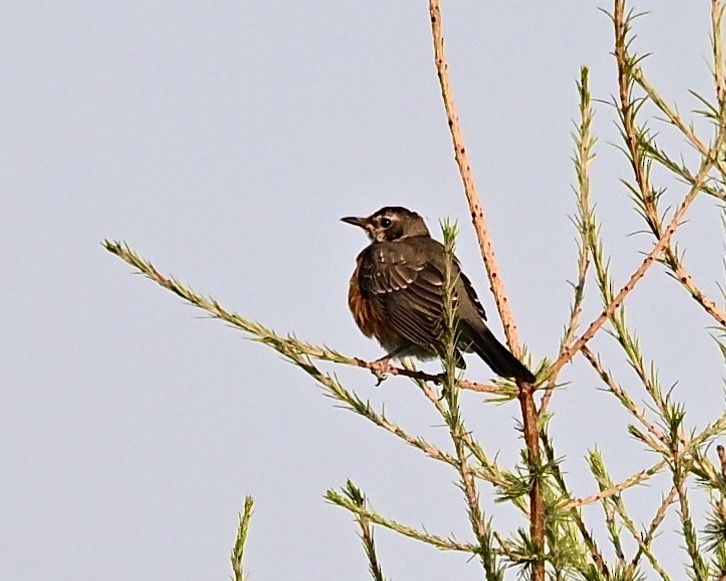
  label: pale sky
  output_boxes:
[2,2,724,580]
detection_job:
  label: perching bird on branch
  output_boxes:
[342,206,535,383]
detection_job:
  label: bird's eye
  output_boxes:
[380,217,392,228]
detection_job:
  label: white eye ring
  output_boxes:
[380,218,392,228]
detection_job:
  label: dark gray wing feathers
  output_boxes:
[358,239,476,351]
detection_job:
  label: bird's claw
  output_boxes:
[369,358,390,386]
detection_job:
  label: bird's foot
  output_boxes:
[369,356,391,386]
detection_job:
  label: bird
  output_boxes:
[342,206,536,383]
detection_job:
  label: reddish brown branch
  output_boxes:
[546,157,715,380]
[427,4,543,578]
[353,358,504,394]
[631,486,679,576]
[718,444,726,480]
[517,379,545,578]
[428,0,521,355]
[614,0,726,330]
[565,459,667,510]
[544,1,722,380]
[580,346,668,450]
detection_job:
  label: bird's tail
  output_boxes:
[463,323,536,383]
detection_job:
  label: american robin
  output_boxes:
[342,206,536,383]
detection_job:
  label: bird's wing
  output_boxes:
[419,237,488,323]
[358,240,450,349]
[456,270,488,322]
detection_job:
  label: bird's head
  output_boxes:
[341,206,430,242]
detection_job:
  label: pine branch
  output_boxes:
[102,240,500,396]
[230,496,255,581]
[325,487,479,554]
[588,449,673,581]
[341,481,387,581]
[440,222,501,579]
[429,5,542,577]
[543,66,596,411]
[547,153,717,379]
[428,0,523,356]
[540,430,610,577]
[580,346,668,453]
[631,487,678,574]
[565,459,667,510]
[612,0,726,330]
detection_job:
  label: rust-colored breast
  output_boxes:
[348,254,399,346]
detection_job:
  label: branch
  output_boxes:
[355,358,505,394]
[632,486,678,575]
[102,240,500,395]
[515,377,544,579]
[230,496,255,581]
[547,0,724,381]
[440,223,499,579]
[613,0,726,330]
[580,346,668,452]
[341,481,387,581]
[428,0,521,354]
[427,7,542,577]
[674,459,709,579]
[543,65,596,412]
[713,0,726,113]
[589,448,672,581]
[564,459,667,509]
[546,155,717,379]
[541,430,610,576]
[663,255,726,328]
[631,68,726,198]
[325,487,479,554]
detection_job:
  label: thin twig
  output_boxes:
[664,260,726,327]
[354,358,504,394]
[589,448,672,581]
[547,155,716,379]
[441,224,498,578]
[541,431,610,576]
[565,459,667,510]
[632,486,678,572]
[674,463,709,579]
[628,0,726,190]
[713,0,726,111]
[428,6,542,577]
[341,481,387,581]
[230,496,255,581]
[325,488,479,553]
[542,66,596,412]
[631,69,726,198]
[103,240,500,395]
[613,0,726,330]
[587,450,627,565]
[580,346,668,451]
[613,0,650,199]
[412,367,523,498]
[428,0,521,354]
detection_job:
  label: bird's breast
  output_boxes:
[348,256,401,348]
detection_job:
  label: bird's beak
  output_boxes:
[340,216,369,229]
